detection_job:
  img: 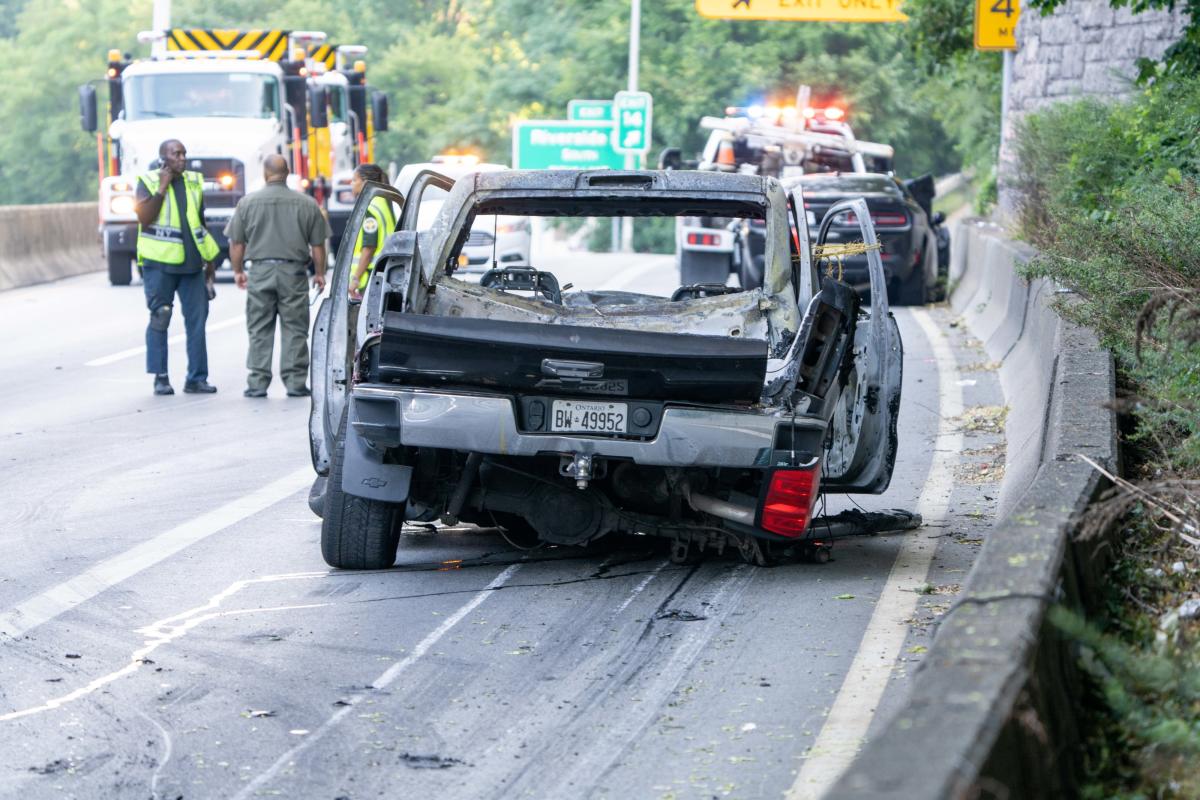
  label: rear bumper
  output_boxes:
[349,385,825,468]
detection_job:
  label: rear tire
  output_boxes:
[321,413,401,569]
[895,263,927,306]
[679,250,730,286]
[108,251,132,286]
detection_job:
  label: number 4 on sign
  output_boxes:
[975,0,1019,50]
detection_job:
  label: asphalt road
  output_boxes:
[0,254,1006,800]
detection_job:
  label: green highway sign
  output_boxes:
[512,120,626,170]
[613,90,653,155]
[614,90,652,154]
[568,99,613,122]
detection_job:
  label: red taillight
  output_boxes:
[686,232,720,246]
[836,211,908,228]
[872,212,908,227]
[760,464,821,538]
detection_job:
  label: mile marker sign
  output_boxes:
[975,0,1019,49]
[613,91,653,155]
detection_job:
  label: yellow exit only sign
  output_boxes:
[695,0,907,24]
[975,0,1020,49]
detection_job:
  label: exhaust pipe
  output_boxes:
[682,484,756,527]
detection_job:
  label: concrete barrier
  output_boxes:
[0,202,103,291]
[827,219,1117,798]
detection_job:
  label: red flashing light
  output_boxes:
[760,464,821,538]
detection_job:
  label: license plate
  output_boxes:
[550,401,628,434]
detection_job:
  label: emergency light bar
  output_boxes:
[700,116,895,160]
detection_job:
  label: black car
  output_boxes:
[734,172,949,305]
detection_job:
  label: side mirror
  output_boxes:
[657,147,682,171]
[309,85,329,129]
[371,91,389,133]
[903,173,935,217]
[78,85,98,133]
[284,75,309,138]
[931,211,946,225]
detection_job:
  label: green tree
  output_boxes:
[1,0,993,204]
[0,0,150,204]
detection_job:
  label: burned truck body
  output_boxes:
[310,170,906,570]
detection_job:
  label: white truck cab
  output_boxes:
[94,56,291,284]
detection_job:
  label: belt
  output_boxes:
[250,258,305,265]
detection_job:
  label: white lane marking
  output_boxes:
[0,468,312,640]
[787,307,964,800]
[540,565,757,797]
[85,316,243,367]
[135,708,174,800]
[1,572,327,721]
[230,563,522,800]
[614,559,670,615]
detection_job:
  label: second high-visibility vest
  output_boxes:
[353,196,397,291]
[136,170,220,266]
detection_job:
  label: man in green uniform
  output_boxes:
[134,139,220,396]
[347,163,396,300]
[225,154,329,398]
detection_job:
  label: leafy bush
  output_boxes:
[1014,74,1200,798]
[1014,79,1200,470]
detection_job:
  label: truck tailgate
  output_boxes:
[379,312,767,403]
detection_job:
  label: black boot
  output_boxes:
[183,380,218,394]
[153,374,174,396]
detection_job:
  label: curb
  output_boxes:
[826,219,1117,798]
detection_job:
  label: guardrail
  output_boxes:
[827,219,1117,798]
[0,202,101,291]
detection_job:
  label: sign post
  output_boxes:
[694,0,908,23]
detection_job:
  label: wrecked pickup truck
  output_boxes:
[309,169,914,570]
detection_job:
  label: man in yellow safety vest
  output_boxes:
[347,163,396,300]
[134,139,220,396]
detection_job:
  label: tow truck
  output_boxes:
[659,94,895,285]
[78,27,389,284]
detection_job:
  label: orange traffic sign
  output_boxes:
[695,0,907,23]
[975,0,1020,49]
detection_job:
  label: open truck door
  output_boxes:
[309,180,405,479]
[815,197,904,494]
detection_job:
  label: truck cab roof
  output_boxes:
[122,57,284,78]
